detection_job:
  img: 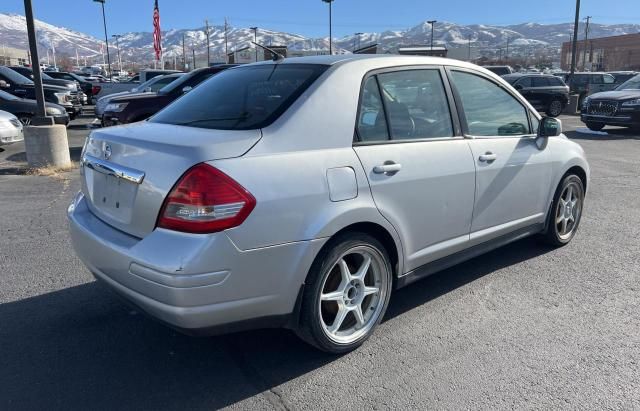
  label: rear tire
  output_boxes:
[586,122,605,131]
[541,174,584,247]
[296,232,393,354]
[546,99,563,117]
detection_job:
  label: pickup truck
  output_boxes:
[94,69,181,100]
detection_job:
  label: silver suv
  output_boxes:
[68,56,589,353]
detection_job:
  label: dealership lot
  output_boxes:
[0,115,639,409]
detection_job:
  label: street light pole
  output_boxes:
[322,0,334,55]
[250,27,258,62]
[112,34,122,73]
[23,0,50,125]
[93,0,112,81]
[570,0,581,77]
[428,20,437,51]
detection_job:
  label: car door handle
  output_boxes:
[373,163,402,174]
[478,152,497,163]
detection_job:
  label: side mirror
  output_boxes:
[182,86,193,94]
[536,117,562,149]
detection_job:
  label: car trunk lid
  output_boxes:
[81,122,261,238]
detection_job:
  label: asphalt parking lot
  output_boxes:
[0,113,639,410]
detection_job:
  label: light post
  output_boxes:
[93,0,112,80]
[23,0,48,125]
[570,0,581,77]
[354,32,363,52]
[112,34,122,74]
[322,0,334,55]
[250,27,258,62]
[428,20,437,50]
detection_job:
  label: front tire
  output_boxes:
[586,122,605,131]
[296,232,393,354]
[542,174,584,246]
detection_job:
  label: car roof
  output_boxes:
[502,73,555,79]
[251,54,488,72]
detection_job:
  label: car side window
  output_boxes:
[450,70,530,137]
[357,76,390,142]
[516,77,532,88]
[603,74,615,84]
[532,77,550,87]
[376,69,454,140]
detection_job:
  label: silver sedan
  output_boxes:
[0,110,23,145]
[68,55,589,353]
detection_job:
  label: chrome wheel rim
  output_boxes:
[550,101,562,116]
[555,182,582,240]
[19,116,32,126]
[318,246,389,345]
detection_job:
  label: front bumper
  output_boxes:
[581,113,640,128]
[0,128,23,145]
[67,192,325,333]
[63,104,82,119]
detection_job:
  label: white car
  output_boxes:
[0,110,23,145]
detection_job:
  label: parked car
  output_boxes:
[94,69,181,99]
[101,66,233,126]
[0,109,23,145]
[69,56,589,353]
[608,71,638,85]
[95,73,184,118]
[0,66,79,119]
[0,89,69,126]
[562,72,617,106]
[581,73,640,131]
[502,73,570,117]
[8,66,83,108]
[46,71,97,103]
[483,65,514,76]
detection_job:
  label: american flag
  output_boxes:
[153,0,162,61]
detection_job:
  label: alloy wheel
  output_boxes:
[318,246,389,345]
[555,182,583,240]
[549,100,563,117]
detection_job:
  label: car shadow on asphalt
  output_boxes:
[0,237,553,410]
[565,129,640,141]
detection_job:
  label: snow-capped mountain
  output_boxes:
[2,12,640,64]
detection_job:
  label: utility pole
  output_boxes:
[182,33,186,70]
[224,17,229,63]
[93,0,112,80]
[570,0,581,77]
[250,27,258,62]
[205,19,210,67]
[583,16,592,71]
[428,20,437,50]
[192,48,196,69]
[322,0,334,55]
[468,34,472,61]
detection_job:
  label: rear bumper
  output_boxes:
[67,192,325,333]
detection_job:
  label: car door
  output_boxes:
[531,76,552,109]
[447,68,552,245]
[353,67,476,272]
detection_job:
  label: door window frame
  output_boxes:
[444,66,537,140]
[353,65,463,146]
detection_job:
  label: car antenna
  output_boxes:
[251,42,285,62]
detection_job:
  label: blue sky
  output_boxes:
[3,0,640,38]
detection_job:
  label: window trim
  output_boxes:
[353,65,463,146]
[445,66,536,140]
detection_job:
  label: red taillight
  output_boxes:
[92,85,101,95]
[157,163,256,234]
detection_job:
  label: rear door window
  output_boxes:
[357,77,390,142]
[516,77,533,88]
[532,77,550,87]
[151,64,327,130]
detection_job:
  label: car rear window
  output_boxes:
[151,64,327,130]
